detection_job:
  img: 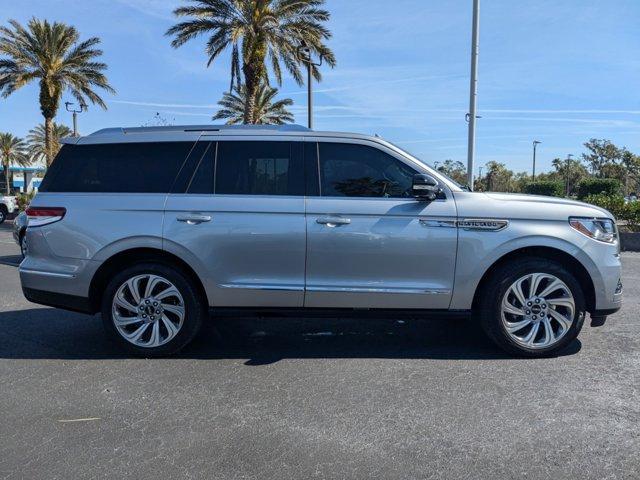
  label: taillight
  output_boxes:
[25,207,66,227]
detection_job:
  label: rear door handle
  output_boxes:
[316,216,351,227]
[177,214,212,225]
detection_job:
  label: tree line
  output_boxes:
[436,138,640,198]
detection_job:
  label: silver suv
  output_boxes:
[19,125,623,357]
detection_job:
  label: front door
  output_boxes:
[304,140,458,309]
[163,140,307,308]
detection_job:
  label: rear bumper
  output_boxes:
[22,287,93,314]
[592,307,621,317]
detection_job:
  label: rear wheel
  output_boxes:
[479,257,586,357]
[101,263,206,356]
[0,206,7,225]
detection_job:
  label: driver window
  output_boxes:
[318,142,416,198]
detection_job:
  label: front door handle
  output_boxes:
[316,216,351,227]
[177,214,212,225]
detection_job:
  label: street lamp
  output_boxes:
[297,41,323,130]
[532,140,541,181]
[466,0,481,190]
[65,101,87,137]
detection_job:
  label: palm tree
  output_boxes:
[0,18,115,165]
[26,122,73,164]
[0,133,29,195]
[213,83,294,125]
[167,0,335,124]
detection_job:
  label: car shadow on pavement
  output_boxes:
[0,255,22,267]
[0,308,581,363]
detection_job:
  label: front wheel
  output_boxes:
[0,207,6,225]
[478,257,586,357]
[101,263,206,357]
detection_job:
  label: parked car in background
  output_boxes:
[13,210,27,257]
[19,125,623,357]
[0,195,17,224]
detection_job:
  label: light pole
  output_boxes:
[466,0,481,190]
[532,140,541,181]
[565,154,574,197]
[297,41,323,130]
[65,101,87,137]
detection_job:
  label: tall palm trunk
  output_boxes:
[4,162,10,195]
[40,80,60,166]
[242,68,259,124]
[242,40,267,124]
[44,116,55,166]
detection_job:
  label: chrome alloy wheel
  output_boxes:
[112,274,185,348]
[501,272,576,349]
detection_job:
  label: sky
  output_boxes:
[0,0,639,174]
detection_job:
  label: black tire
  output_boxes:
[101,262,207,357]
[0,206,6,225]
[478,256,586,357]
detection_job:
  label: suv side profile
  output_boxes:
[20,125,623,357]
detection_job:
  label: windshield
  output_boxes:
[384,141,469,191]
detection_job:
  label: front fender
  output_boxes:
[450,219,602,310]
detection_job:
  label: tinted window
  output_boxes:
[186,142,215,194]
[215,142,303,196]
[171,141,212,194]
[40,142,195,193]
[304,142,320,197]
[319,143,416,198]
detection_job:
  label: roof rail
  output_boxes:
[86,124,310,137]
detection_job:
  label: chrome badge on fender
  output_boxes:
[457,219,509,231]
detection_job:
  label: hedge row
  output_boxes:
[583,194,640,232]
[522,181,564,197]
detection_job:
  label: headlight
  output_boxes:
[569,217,617,244]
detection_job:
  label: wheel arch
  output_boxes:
[471,246,596,313]
[88,247,209,313]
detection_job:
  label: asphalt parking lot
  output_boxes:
[0,221,638,480]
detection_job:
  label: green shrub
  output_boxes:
[583,194,640,232]
[576,178,621,200]
[623,201,640,232]
[523,181,564,197]
[583,194,625,217]
[15,191,35,212]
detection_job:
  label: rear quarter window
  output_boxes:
[39,142,195,193]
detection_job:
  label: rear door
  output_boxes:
[304,139,458,309]
[163,139,307,308]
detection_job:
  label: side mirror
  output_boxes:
[412,174,442,201]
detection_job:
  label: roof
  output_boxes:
[91,124,311,136]
[61,124,379,145]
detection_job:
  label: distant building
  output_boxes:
[0,166,46,193]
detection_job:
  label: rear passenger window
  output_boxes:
[39,142,195,193]
[319,143,416,198]
[215,141,303,196]
[186,143,215,194]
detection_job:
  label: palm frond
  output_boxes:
[213,82,294,125]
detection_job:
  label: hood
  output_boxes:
[454,191,614,221]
